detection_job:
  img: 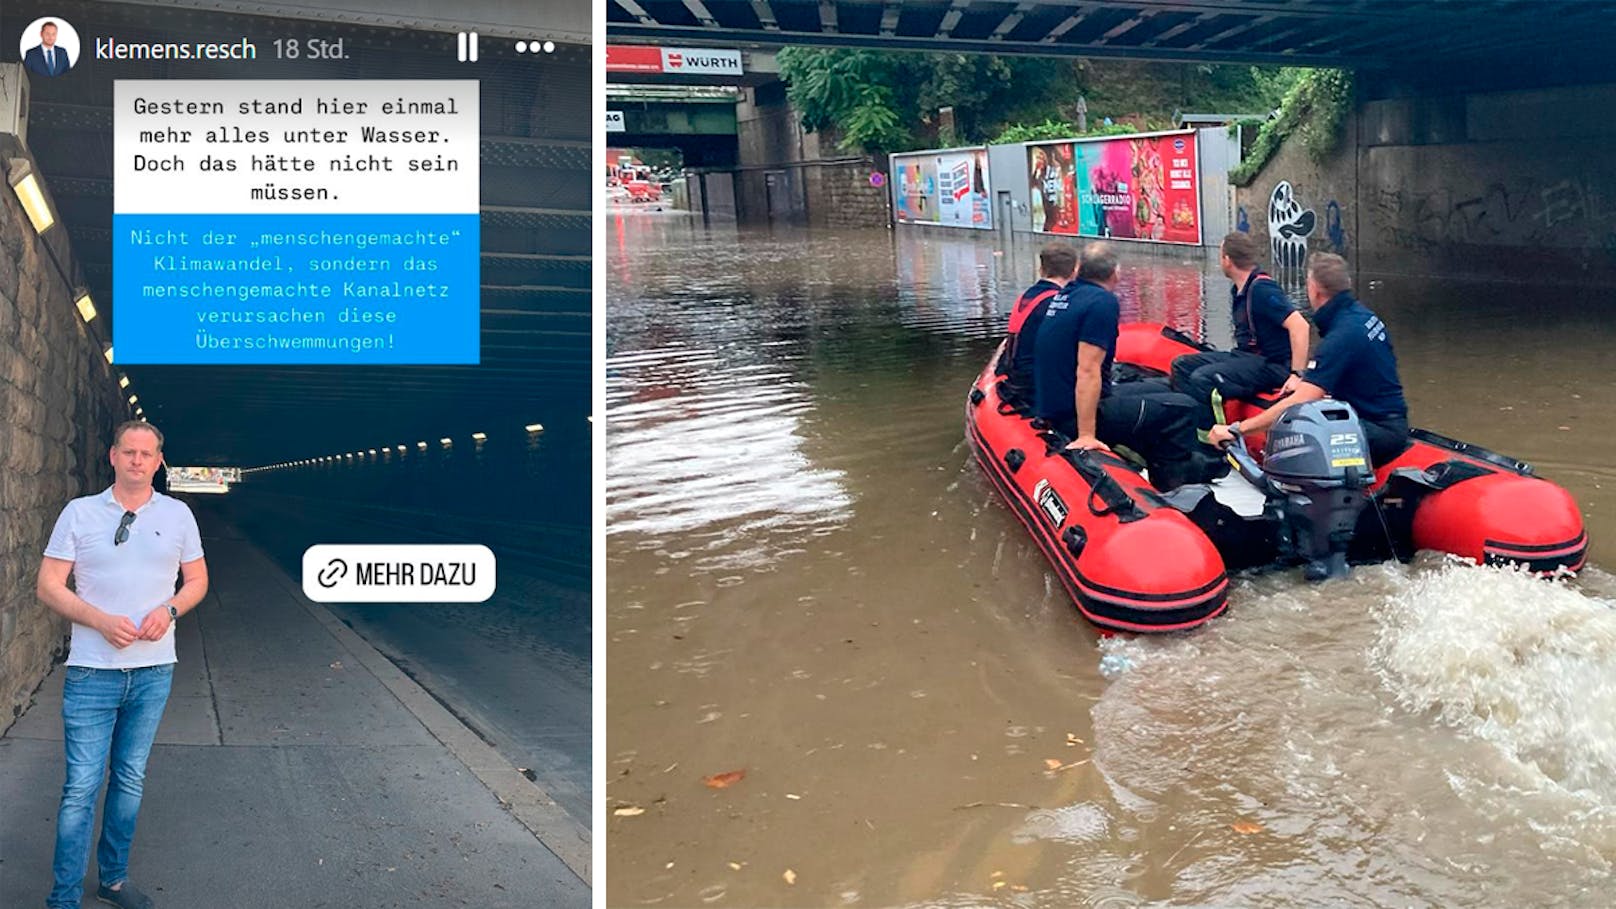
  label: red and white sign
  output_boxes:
[606,45,744,76]
[606,45,663,73]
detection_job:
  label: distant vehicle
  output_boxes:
[623,178,662,203]
[607,154,673,204]
[617,166,662,202]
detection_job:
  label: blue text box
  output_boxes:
[113,213,479,364]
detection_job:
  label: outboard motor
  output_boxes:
[1230,401,1373,580]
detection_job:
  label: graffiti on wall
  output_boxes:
[1267,181,1316,296]
[1325,200,1347,253]
[1367,182,1541,253]
[1363,174,1616,258]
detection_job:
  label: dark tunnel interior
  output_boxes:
[0,1,592,830]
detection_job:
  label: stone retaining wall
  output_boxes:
[807,160,891,229]
[0,171,126,731]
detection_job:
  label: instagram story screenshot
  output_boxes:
[0,1,591,907]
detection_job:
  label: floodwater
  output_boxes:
[605,211,1616,907]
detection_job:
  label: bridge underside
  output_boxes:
[611,132,740,167]
[607,0,1616,71]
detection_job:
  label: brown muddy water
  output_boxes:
[605,210,1616,908]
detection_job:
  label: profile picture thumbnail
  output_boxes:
[19,17,81,78]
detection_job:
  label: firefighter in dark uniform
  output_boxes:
[1171,231,1312,432]
[1209,252,1409,466]
[1034,243,1218,491]
[997,243,1078,402]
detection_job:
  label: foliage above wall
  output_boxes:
[777,49,1062,159]
[1229,68,1353,186]
[991,119,1166,144]
[775,48,1304,160]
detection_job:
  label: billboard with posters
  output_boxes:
[890,147,993,230]
[1028,130,1201,245]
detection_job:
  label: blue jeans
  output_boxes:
[48,664,174,909]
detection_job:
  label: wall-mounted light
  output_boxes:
[525,423,544,433]
[471,432,487,441]
[416,441,427,450]
[74,290,96,323]
[103,345,113,363]
[128,394,138,405]
[7,158,55,234]
[118,374,129,389]
[440,437,452,446]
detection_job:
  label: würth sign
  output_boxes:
[607,45,744,76]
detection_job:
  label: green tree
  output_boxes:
[777,48,1309,158]
[776,48,914,155]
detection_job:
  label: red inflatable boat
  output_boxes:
[967,324,1588,634]
[966,349,1229,632]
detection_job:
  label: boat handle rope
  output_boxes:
[1066,450,1145,522]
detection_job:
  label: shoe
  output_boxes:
[1194,449,1231,482]
[96,882,154,909]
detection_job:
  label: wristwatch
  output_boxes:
[166,602,179,621]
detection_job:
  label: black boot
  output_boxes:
[1193,449,1231,483]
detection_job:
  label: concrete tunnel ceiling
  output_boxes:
[2,0,590,466]
[607,0,1616,69]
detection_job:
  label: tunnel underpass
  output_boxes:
[0,1,593,899]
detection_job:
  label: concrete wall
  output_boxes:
[1231,111,1361,299]
[1195,126,1240,247]
[688,170,738,222]
[801,157,890,228]
[1237,82,1616,286]
[987,143,1032,235]
[724,81,890,229]
[0,164,126,730]
[734,81,804,225]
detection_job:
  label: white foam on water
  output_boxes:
[1081,559,1616,904]
[1370,558,1616,840]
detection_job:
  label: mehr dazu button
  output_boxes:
[302,544,495,602]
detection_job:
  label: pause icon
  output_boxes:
[456,31,479,62]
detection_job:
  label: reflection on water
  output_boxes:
[607,346,853,571]
[892,230,1212,342]
[606,209,1616,908]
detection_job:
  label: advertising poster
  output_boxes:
[1028,131,1201,245]
[935,149,993,230]
[893,155,940,223]
[892,148,993,229]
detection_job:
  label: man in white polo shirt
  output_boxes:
[37,421,208,909]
